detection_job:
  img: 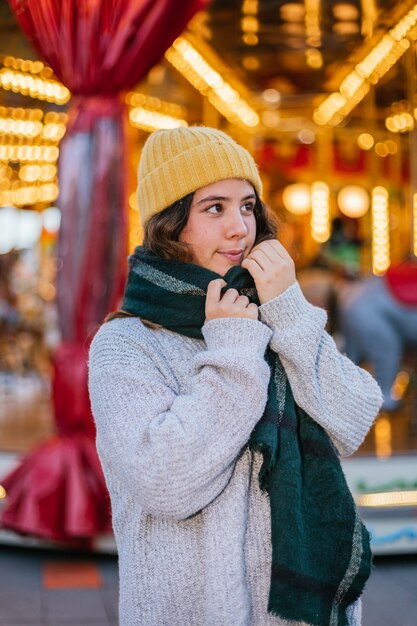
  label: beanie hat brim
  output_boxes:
[137,127,262,225]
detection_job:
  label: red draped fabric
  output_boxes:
[2,0,207,546]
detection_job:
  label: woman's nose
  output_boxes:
[226,210,248,237]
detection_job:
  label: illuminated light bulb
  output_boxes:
[311,181,330,242]
[374,415,392,459]
[241,16,259,32]
[40,164,57,181]
[42,122,66,141]
[298,128,315,144]
[375,142,389,157]
[371,186,390,274]
[282,183,311,215]
[305,48,323,69]
[242,33,258,45]
[357,133,374,150]
[337,185,369,218]
[385,140,397,154]
[332,3,359,20]
[280,3,305,21]
[243,0,258,14]
[242,56,260,70]
[385,116,397,132]
[262,88,281,104]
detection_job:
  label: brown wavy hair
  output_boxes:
[143,190,277,261]
[104,189,277,323]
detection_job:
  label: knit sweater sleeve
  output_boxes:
[88,317,272,521]
[259,282,383,457]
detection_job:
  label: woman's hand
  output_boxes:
[241,239,296,304]
[205,279,259,321]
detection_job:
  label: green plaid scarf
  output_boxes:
[122,246,372,626]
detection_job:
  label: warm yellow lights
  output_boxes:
[126,92,186,119]
[282,183,311,215]
[306,48,323,69]
[305,0,322,47]
[241,0,259,44]
[0,117,66,141]
[129,107,187,132]
[242,33,259,46]
[357,490,417,507]
[1,55,48,76]
[0,484,6,499]
[333,3,359,21]
[413,193,417,256]
[19,164,57,183]
[337,185,369,218]
[374,414,392,459]
[262,89,281,104]
[0,105,62,207]
[166,36,259,129]
[386,112,415,133]
[126,92,188,132]
[385,139,397,154]
[242,0,258,14]
[332,22,359,36]
[0,68,70,105]
[0,145,59,163]
[280,3,305,22]
[391,370,410,402]
[0,117,43,137]
[374,142,389,157]
[241,16,259,33]
[314,4,417,126]
[242,56,260,70]
[0,107,67,146]
[357,133,374,150]
[0,182,58,207]
[358,134,397,155]
[311,181,330,242]
[371,186,390,275]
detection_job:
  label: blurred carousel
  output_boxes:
[0,0,416,553]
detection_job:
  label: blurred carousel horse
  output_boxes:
[338,262,417,411]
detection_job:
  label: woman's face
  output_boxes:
[179,178,257,276]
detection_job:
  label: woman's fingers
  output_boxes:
[221,288,240,305]
[241,257,264,281]
[245,248,271,270]
[206,279,227,317]
[242,239,296,304]
[205,281,258,321]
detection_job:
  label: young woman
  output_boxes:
[88,127,382,626]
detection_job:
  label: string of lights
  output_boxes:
[165,34,259,129]
[314,4,417,126]
[371,186,390,274]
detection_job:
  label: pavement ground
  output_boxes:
[0,545,415,626]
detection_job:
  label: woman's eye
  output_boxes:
[206,204,222,214]
[242,203,255,213]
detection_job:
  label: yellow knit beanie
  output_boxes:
[137,126,263,225]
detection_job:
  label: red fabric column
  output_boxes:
[2,0,208,546]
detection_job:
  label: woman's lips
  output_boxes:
[218,250,244,262]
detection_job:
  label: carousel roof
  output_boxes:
[0,0,413,120]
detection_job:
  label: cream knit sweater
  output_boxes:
[88,282,382,626]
